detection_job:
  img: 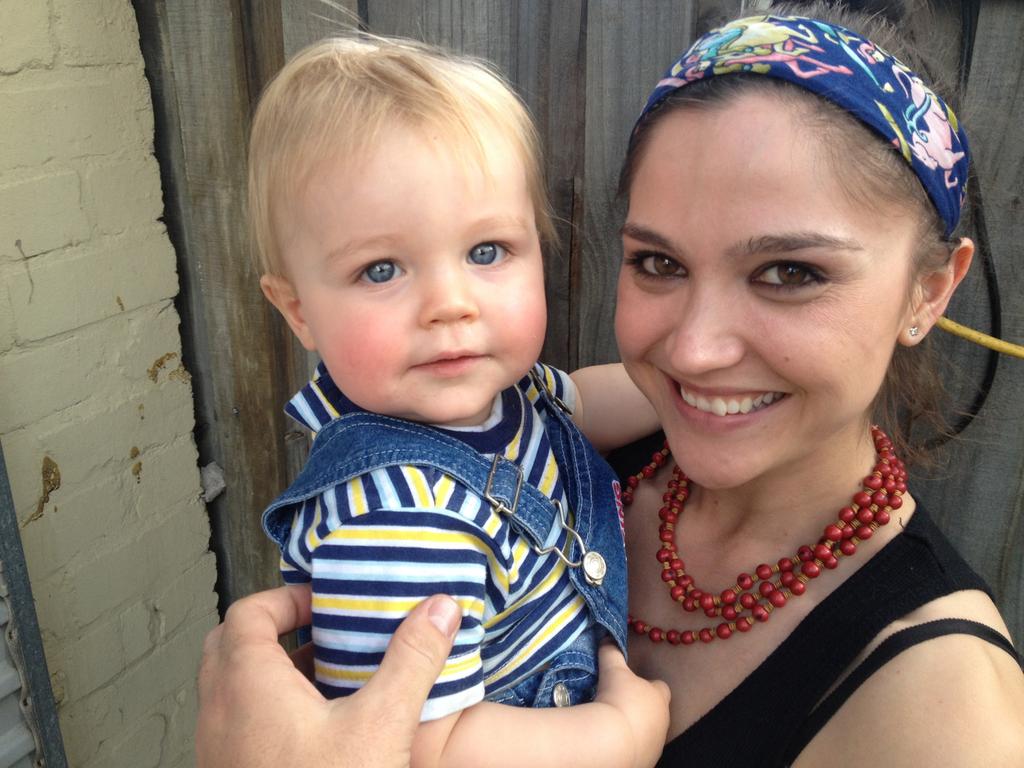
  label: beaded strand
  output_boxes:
[625,426,906,645]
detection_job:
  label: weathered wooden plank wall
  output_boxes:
[137,0,1023,641]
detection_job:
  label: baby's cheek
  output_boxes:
[322,321,398,392]
[514,289,548,353]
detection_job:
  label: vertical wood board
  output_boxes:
[282,0,361,57]
[365,0,516,65]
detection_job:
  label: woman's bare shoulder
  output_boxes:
[797,591,1024,767]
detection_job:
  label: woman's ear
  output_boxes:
[900,238,974,347]
[260,274,317,351]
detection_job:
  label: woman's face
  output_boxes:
[615,92,920,490]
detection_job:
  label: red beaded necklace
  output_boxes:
[624,426,907,645]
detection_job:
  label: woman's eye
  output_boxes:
[756,263,820,287]
[633,253,684,277]
[468,242,506,265]
[362,260,402,284]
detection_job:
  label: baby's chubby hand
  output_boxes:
[594,643,672,768]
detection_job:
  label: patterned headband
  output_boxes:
[637,15,969,237]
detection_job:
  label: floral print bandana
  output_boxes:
[637,15,969,237]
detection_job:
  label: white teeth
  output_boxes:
[679,386,784,416]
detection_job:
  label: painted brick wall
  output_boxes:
[0,2,218,766]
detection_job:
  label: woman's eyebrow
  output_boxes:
[619,223,677,252]
[620,225,862,260]
[728,233,863,259]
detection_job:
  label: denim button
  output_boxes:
[583,550,607,586]
[553,683,571,707]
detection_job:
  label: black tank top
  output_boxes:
[607,435,1021,768]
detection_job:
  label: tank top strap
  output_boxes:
[780,618,1021,765]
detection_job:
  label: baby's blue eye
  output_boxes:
[362,260,400,283]
[468,243,506,265]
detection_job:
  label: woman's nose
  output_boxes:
[666,285,746,373]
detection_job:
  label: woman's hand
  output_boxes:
[195,585,461,768]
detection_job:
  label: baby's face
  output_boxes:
[267,124,547,427]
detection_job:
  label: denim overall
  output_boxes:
[262,374,628,708]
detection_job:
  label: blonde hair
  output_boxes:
[248,35,555,276]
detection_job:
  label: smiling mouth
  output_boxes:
[678,384,787,416]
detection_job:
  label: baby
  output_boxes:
[249,35,667,768]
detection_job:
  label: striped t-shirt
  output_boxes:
[278,362,594,721]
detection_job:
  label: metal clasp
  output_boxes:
[483,454,523,516]
[528,368,573,415]
[484,455,606,587]
[531,501,607,587]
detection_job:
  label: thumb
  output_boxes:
[354,595,462,721]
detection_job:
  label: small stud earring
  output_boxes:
[908,326,920,338]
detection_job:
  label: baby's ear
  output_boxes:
[260,274,317,351]
[901,238,974,346]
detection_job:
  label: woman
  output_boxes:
[198,5,1024,767]
[614,4,1024,765]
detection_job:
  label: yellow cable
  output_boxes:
[936,316,1024,360]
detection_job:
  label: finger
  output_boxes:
[597,642,628,670]
[222,584,314,642]
[354,595,461,722]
